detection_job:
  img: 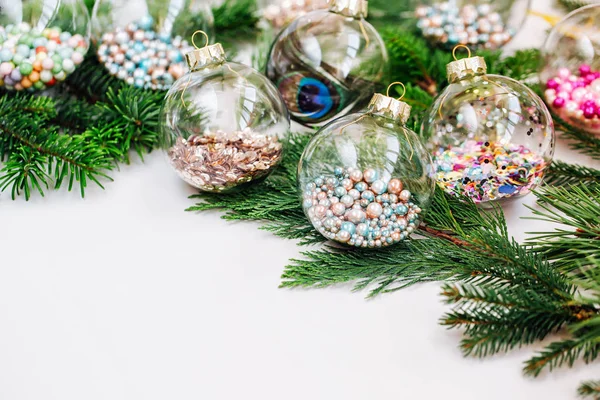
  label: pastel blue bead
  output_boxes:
[334,167,344,176]
[341,222,356,234]
[134,78,145,88]
[16,44,30,56]
[168,49,183,63]
[0,48,13,62]
[334,187,347,197]
[138,15,154,30]
[59,31,72,42]
[32,37,47,48]
[396,205,408,215]
[354,182,367,192]
[139,59,152,71]
[59,48,73,59]
[133,42,145,52]
[158,33,171,43]
[361,190,374,201]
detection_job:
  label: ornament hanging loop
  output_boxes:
[452,45,472,61]
[191,30,210,49]
[386,82,406,101]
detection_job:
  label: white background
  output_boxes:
[2,1,600,399]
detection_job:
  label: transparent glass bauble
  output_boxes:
[266,5,388,127]
[298,97,435,248]
[259,0,329,31]
[91,0,214,90]
[540,4,600,135]
[0,0,90,91]
[421,63,555,204]
[160,48,290,193]
[413,0,530,50]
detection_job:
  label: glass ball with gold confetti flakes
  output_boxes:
[159,33,290,192]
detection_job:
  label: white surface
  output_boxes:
[2,2,600,399]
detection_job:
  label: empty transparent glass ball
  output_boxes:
[0,0,90,91]
[92,0,214,90]
[160,44,290,193]
[266,0,388,127]
[421,55,555,204]
[298,94,435,248]
[414,0,530,50]
[540,4,600,135]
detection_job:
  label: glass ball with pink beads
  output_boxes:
[540,4,600,135]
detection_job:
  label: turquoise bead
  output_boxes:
[341,222,356,234]
[0,48,13,62]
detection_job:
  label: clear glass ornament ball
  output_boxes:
[298,100,435,248]
[413,0,530,50]
[0,0,91,92]
[266,7,388,127]
[160,53,290,193]
[421,65,555,204]
[540,4,600,135]
[91,0,214,90]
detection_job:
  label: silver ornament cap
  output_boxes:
[329,0,368,18]
[368,93,411,125]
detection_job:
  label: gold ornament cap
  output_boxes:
[329,0,368,18]
[368,83,411,124]
[184,31,226,71]
[446,45,487,83]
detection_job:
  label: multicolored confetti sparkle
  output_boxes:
[434,140,546,203]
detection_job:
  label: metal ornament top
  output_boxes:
[446,45,487,83]
[185,43,226,71]
[368,93,411,125]
[184,31,226,71]
[329,0,368,18]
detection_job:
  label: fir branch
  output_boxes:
[579,380,600,398]
[0,146,49,200]
[382,28,445,96]
[553,112,600,160]
[545,160,600,187]
[490,49,541,82]
[97,86,164,160]
[213,0,260,45]
[527,184,600,275]
[557,0,598,12]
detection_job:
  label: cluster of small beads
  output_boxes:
[545,65,600,130]
[302,167,422,248]
[97,16,192,90]
[0,23,86,91]
[415,3,514,49]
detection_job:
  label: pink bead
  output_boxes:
[579,64,591,76]
[583,106,596,119]
[0,62,12,76]
[583,92,597,101]
[546,79,559,90]
[558,67,571,80]
[572,87,587,102]
[585,74,596,84]
[71,52,84,65]
[553,97,566,108]
[559,82,573,93]
[42,58,54,70]
[557,91,570,99]
[573,80,585,89]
